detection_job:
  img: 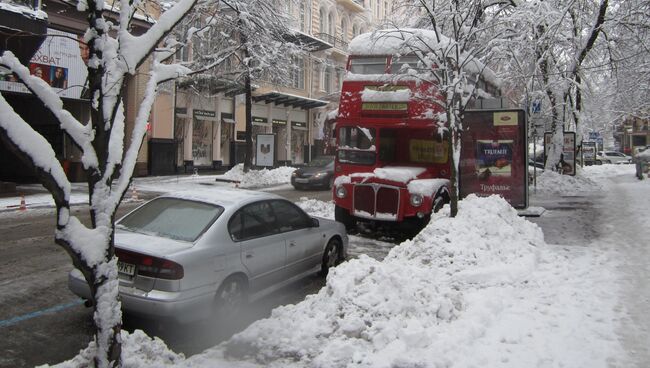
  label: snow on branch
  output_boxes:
[0,92,71,203]
[118,0,198,73]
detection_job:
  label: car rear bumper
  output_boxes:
[67,269,214,323]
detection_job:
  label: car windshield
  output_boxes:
[306,156,334,167]
[117,198,224,242]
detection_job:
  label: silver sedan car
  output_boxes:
[68,188,348,323]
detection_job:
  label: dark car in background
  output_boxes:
[291,155,335,190]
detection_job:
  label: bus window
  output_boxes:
[349,57,387,74]
[379,129,397,162]
[390,55,421,74]
[338,126,376,165]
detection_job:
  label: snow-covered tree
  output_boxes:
[0,0,200,366]
[388,0,514,216]
[177,0,307,172]
[492,0,610,170]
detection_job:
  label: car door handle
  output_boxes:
[245,253,253,259]
[289,241,296,247]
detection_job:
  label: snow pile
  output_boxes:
[534,168,602,195]
[296,198,335,219]
[220,164,295,188]
[581,164,636,182]
[210,195,545,367]
[52,330,185,368]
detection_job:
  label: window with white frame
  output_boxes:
[341,18,348,42]
[300,1,306,31]
[324,67,333,93]
[328,12,335,36]
[291,57,305,90]
[319,8,326,34]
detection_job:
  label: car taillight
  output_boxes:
[115,248,184,280]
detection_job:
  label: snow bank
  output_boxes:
[296,198,335,219]
[50,330,185,368]
[221,164,295,188]
[534,167,602,195]
[210,195,545,367]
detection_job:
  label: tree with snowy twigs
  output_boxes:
[0,0,202,366]
[176,0,308,172]
[388,0,515,217]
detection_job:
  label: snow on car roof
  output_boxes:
[162,187,281,208]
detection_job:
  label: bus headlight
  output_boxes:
[336,185,347,199]
[410,193,423,207]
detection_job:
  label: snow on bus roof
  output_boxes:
[348,28,500,88]
[349,28,453,56]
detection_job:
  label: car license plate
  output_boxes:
[117,261,135,276]
[295,178,309,183]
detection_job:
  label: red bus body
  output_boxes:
[333,55,453,234]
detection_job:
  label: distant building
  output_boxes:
[614,115,649,155]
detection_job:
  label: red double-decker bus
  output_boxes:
[332,30,501,236]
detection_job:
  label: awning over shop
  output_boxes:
[253,92,329,110]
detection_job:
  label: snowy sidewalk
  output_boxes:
[0,165,296,213]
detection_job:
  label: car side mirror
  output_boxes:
[311,218,320,228]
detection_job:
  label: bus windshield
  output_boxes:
[338,126,376,165]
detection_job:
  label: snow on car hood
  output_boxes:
[115,229,194,256]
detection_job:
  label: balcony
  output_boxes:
[315,33,349,52]
[337,0,365,12]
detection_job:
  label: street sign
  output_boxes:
[531,99,541,115]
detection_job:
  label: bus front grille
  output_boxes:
[353,184,399,221]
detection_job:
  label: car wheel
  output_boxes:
[320,238,342,277]
[214,276,248,319]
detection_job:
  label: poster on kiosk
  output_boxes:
[460,109,528,209]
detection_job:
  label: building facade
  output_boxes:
[0,0,159,182]
[156,0,393,174]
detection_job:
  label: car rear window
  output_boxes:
[118,198,223,242]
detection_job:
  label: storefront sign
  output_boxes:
[175,108,188,116]
[1,28,89,100]
[544,132,576,176]
[272,119,287,126]
[291,121,307,130]
[193,109,217,120]
[460,109,528,209]
[252,116,269,126]
[256,134,275,167]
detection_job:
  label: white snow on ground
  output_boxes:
[533,166,603,195]
[30,164,650,367]
[221,164,296,188]
[0,166,297,211]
